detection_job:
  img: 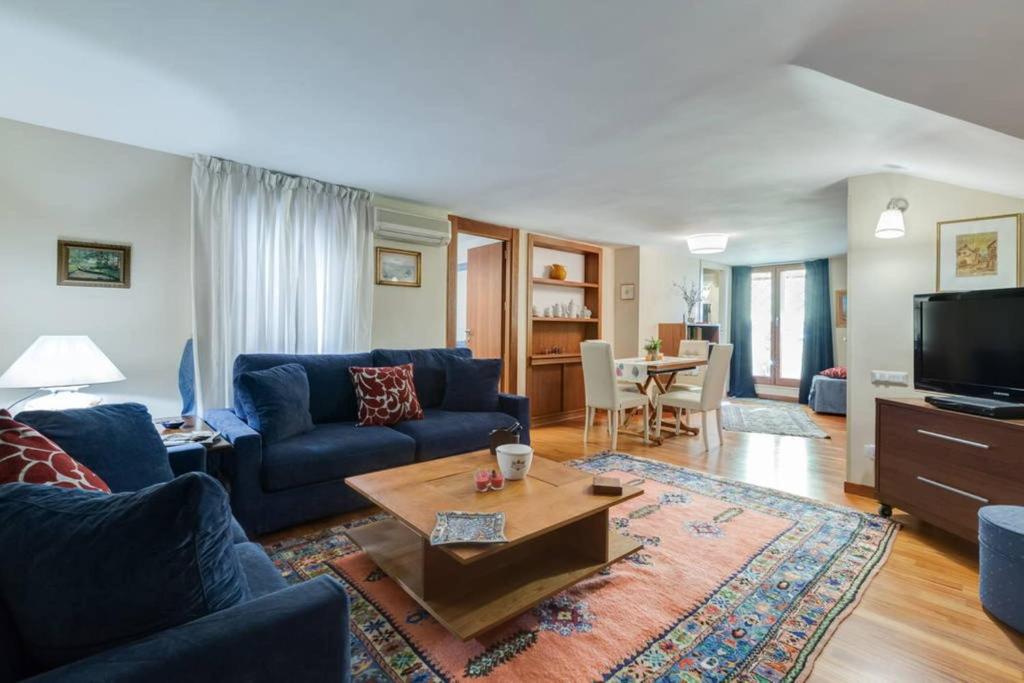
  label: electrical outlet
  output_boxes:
[871,370,909,386]
[864,444,876,460]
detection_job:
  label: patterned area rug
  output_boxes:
[264,453,895,681]
[721,399,830,439]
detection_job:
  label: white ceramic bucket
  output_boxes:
[496,443,534,480]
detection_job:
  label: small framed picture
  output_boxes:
[376,247,421,287]
[57,240,131,288]
[936,214,1021,291]
[620,283,636,301]
[835,289,847,328]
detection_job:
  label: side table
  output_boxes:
[154,415,233,480]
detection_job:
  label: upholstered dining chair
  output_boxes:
[672,339,710,391]
[656,343,733,452]
[581,341,648,449]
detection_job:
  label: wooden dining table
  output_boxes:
[614,355,709,444]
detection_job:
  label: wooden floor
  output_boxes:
[268,406,1024,682]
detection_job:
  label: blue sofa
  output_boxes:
[206,347,530,536]
[6,404,350,682]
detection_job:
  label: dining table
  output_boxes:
[614,355,709,444]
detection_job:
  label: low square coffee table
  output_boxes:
[345,450,642,640]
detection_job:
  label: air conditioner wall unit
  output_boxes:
[373,207,451,246]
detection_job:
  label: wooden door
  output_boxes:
[466,242,504,360]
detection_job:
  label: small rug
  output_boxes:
[722,399,830,439]
[264,453,896,682]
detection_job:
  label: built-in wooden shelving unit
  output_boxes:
[526,234,603,424]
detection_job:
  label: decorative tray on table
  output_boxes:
[429,511,507,546]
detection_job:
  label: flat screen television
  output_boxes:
[914,287,1024,402]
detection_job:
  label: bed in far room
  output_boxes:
[808,368,846,415]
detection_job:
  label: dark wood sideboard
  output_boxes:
[875,397,1024,542]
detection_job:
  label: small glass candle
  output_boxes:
[490,469,505,490]
[474,469,491,492]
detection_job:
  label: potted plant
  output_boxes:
[643,337,663,361]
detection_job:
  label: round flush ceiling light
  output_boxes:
[685,233,729,255]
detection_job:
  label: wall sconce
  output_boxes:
[875,198,908,239]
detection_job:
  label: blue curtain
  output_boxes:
[799,259,834,404]
[729,266,757,397]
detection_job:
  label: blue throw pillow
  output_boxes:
[441,356,502,412]
[0,472,250,670]
[235,363,314,444]
[16,403,174,493]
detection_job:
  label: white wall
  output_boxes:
[614,246,640,357]
[637,245,730,352]
[846,173,1024,485]
[0,118,192,417]
[829,255,848,367]
[370,196,449,349]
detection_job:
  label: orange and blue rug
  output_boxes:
[264,452,897,681]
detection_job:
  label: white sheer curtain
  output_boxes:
[191,155,373,411]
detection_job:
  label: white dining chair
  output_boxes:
[656,344,733,452]
[581,341,649,449]
[672,339,710,391]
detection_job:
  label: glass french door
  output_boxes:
[751,264,805,386]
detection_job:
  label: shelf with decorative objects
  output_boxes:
[526,234,603,423]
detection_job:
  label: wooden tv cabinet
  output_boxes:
[875,397,1024,542]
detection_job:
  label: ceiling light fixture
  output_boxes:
[875,198,908,239]
[685,233,729,255]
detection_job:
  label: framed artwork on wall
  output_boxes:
[936,214,1021,292]
[835,289,847,328]
[376,246,421,287]
[57,240,131,288]
[620,283,635,301]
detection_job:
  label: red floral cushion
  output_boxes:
[0,409,111,492]
[819,366,847,380]
[348,364,424,426]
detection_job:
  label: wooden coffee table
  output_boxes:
[345,450,643,640]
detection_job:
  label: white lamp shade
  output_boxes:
[0,336,126,389]
[875,208,906,239]
[686,233,729,255]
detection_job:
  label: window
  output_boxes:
[751,264,805,386]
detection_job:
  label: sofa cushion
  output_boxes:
[349,363,424,426]
[391,408,519,461]
[235,541,288,598]
[234,352,373,424]
[0,409,111,492]
[371,348,471,409]
[16,403,173,493]
[261,422,415,492]
[236,363,315,444]
[441,356,502,412]
[0,472,250,670]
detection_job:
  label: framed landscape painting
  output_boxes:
[375,246,421,287]
[57,240,131,288]
[936,214,1021,292]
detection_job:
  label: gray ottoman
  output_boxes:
[979,505,1024,632]
[808,375,846,415]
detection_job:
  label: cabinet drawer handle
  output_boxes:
[915,476,990,503]
[915,429,990,450]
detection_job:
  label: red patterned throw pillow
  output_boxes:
[349,364,424,426]
[819,366,847,380]
[0,409,111,492]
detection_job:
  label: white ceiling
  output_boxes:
[3,0,1024,265]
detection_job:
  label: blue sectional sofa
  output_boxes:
[206,347,530,536]
[6,404,350,682]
